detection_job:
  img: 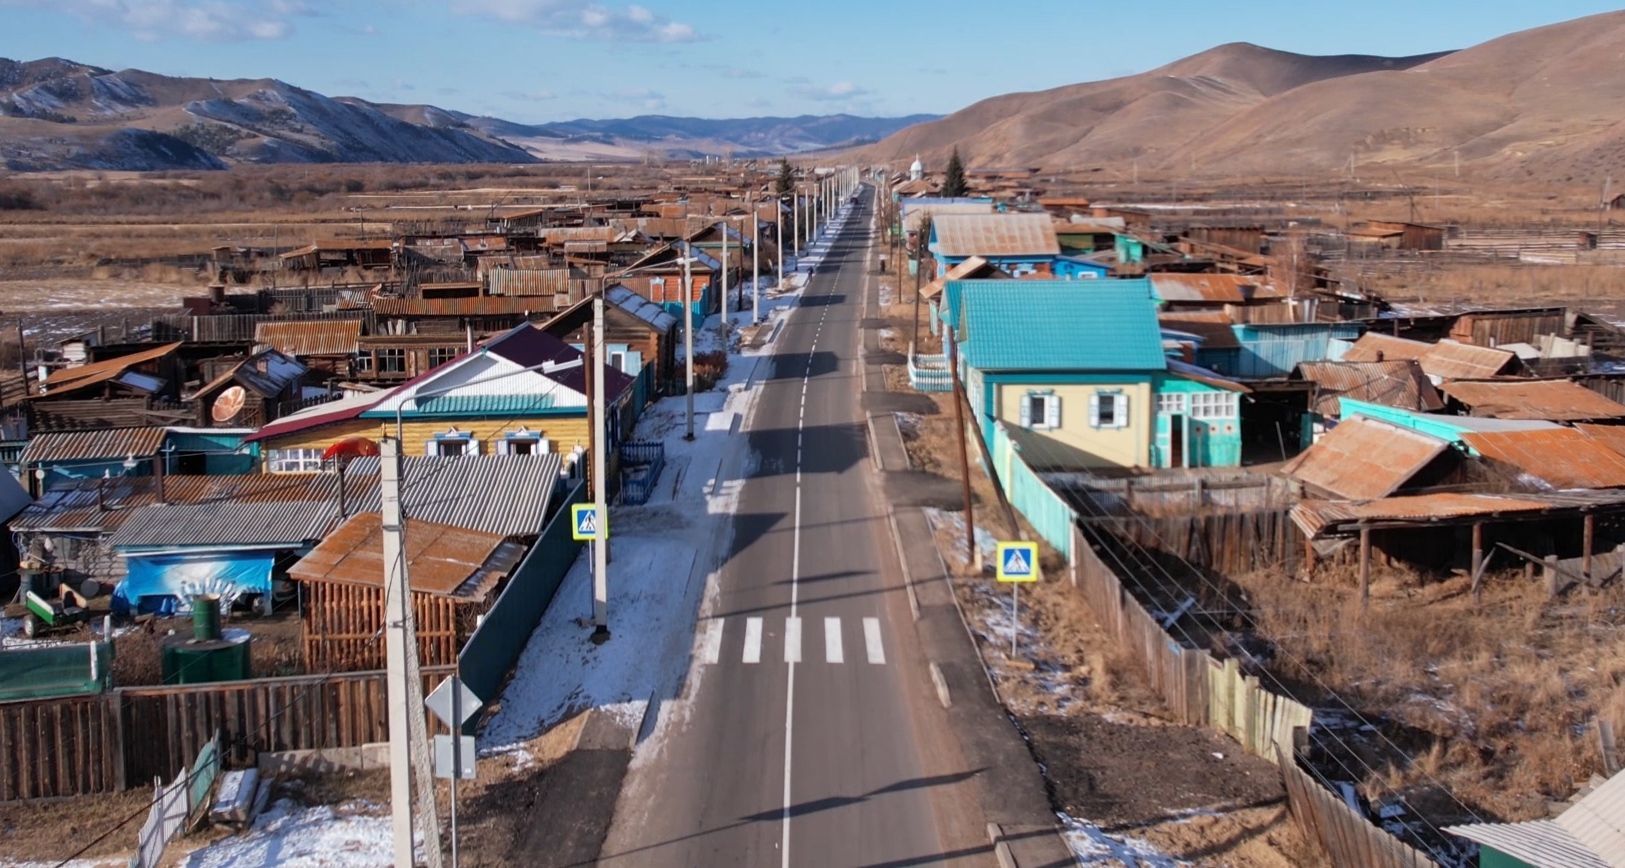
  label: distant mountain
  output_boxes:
[0,57,935,171]
[861,10,1625,182]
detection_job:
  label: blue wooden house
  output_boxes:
[929,213,1061,278]
[950,279,1245,470]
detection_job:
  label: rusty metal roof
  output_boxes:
[254,320,363,357]
[42,342,182,395]
[1418,340,1517,380]
[1149,274,1285,304]
[930,213,1060,258]
[20,427,168,465]
[1282,418,1451,500]
[921,256,1006,301]
[372,296,556,317]
[487,267,571,298]
[1440,379,1625,421]
[1293,360,1443,416]
[287,511,523,599]
[1341,332,1430,363]
[1160,311,1240,350]
[1462,427,1625,489]
[1292,492,1557,538]
[1575,424,1625,458]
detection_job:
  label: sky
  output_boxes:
[0,0,1621,123]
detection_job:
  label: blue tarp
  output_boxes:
[113,550,275,616]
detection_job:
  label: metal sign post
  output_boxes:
[995,542,1039,657]
[426,675,483,868]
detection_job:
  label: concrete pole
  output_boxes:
[592,294,610,637]
[793,192,800,259]
[722,220,730,322]
[682,237,695,441]
[752,203,761,323]
[381,437,414,868]
[776,201,785,291]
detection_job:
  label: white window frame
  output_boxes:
[268,447,325,474]
[427,431,479,457]
[1019,390,1061,430]
[498,432,549,455]
[1190,392,1238,421]
[1156,393,1187,415]
[1090,390,1130,429]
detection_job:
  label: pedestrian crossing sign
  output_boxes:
[571,504,605,541]
[996,542,1038,583]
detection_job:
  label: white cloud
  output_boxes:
[1,0,311,41]
[605,86,664,110]
[794,80,872,102]
[451,0,703,43]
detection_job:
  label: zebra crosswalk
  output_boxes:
[700,615,887,666]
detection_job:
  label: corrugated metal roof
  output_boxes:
[1441,379,1625,421]
[1160,312,1240,350]
[956,279,1166,373]
[1294,360,1443,416]
[254,320,363,357]
[109,498,340,547]
[1282,418,1449,500]
[1292,492,1557,538]
[901,202,994,234]
[1419,340,1517,380]
[931,213,1060,258]
[20,427,168,465]
[42,342,182,395]
[1447,767,1625,867]
[1576,424,1625,458]
[288,512,522,599]
[1463,427,1625,489]
[342,454,564,536]
[247,389,392,443]
[372,296,556,317]
[487,268,571,297]
[1341,332,1430,363]
[1149,274,1285,304]
[921,256,1005,302]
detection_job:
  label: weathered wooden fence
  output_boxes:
[0,666,452,802]
[1278,747,1437,868]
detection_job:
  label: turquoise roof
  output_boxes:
[361,394,579,419]
[956,279,1166,372]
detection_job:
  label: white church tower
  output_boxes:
[909,154,924,181]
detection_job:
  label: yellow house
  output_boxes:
[246,324,634,472]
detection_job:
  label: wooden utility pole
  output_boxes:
[1358,525,1371,610]
[948,327,978,571]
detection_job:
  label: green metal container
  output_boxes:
[192,594,221,641]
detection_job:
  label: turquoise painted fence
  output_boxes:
[458,481,586,709]
[990,422,1076,560]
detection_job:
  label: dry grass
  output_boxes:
[1233,564,1625,821]
[1357,262,1625,311]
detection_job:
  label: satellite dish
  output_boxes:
[211,385,246,423]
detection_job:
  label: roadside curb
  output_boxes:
[928,662,952,709]
[888,510,922,622]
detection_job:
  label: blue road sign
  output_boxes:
[996,541,1038,583]
[572,503,606,541]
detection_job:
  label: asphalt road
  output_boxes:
[600,187,992,867]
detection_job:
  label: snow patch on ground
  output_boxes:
[922,507,999,565]
[181,799,417,868]
[1058,811,1189,867]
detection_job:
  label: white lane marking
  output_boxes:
[863,618,886,665]
[701,618,723,665]
[743,617,763,664]
[824,617,844,664]
[784,617,802,663]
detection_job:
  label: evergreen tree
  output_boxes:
[941,147,968,197]
[775,158,795,201]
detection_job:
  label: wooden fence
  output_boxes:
[1070,522,1431,866]
[1278,747,1437,868]
[0,666,452,802]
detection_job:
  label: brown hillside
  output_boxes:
[864,10,1625,182]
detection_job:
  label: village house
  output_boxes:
[541,284,679,399]
[613,241,722,326]
[929,212,1062,278]
[951,279,1245,470]
[246,323,633,471]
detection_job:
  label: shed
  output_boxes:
[1282,418,1452,500]
[1292,360,1443,417]
[1440,380,1625,422]
[291,512,527,670]
[1461,428,1625,490]
[1446,766,1625,868]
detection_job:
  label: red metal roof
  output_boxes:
[1282,418,1450,500]
[1418,340,1517,380]
[1440,379,1625,421]
[1462,427,1625,489]
[254,320,363,357]
[1341,332,1430,363]
[288,512,521,599]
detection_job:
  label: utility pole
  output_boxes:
[591,293,609,638]
[381,438,444,868]
[946,327,979,571]
[721,218,730,322]
[776,199,785,292]
[752,201,761,323]
[682,230,695,441]
[792,191,800,260]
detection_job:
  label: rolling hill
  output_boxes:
[861,10,1625,181]
[0,57,934,171]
